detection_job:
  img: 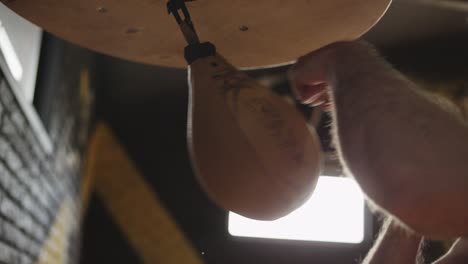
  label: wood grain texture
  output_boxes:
[1,0,391,68]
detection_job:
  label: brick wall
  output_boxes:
[0,37,94,263]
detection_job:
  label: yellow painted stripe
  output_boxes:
[88,123,203,264]
[79,67,95,214]
[81,129,97,213]
[36,197,76,264]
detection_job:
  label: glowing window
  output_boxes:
[228,176,365,244]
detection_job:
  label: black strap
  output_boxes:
[184,42,216,64]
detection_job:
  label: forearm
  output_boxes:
[328,42,468,237]
[362,218,423,264]
[433,238,468,264]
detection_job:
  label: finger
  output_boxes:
[289,62,328,98]
[322,101,333,112]
[306,87,333,112]
[294,82,328,104]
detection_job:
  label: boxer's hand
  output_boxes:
[288,41,375,112]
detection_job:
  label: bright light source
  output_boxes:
[228,176,365,244]
[0,20,23,81]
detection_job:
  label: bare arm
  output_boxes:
[432,238,468,264]
[289,41,468,239]
[362,217,423,264]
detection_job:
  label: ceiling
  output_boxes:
[364,0,468,48]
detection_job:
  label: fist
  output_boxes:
[288,41,375,111]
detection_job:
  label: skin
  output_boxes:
[433,239,468,264]
[361,217,424,264]
[288,41,468,262]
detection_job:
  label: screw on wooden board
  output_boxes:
[125,27,140,34]
[239,25,249,32]
[96,6,108,13]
